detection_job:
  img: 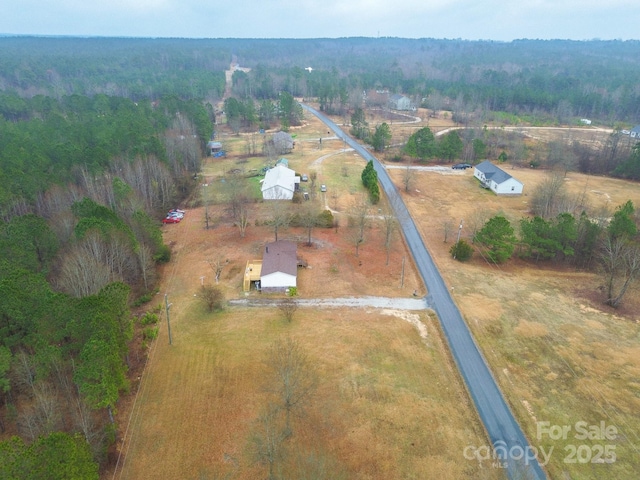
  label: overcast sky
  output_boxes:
[2,0,639,40]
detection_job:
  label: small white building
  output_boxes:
[260,241,297,293]
[630,125,640,138]
[261,164,300,200]
[474,160,524,196]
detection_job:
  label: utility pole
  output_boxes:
[453,219,463,260]
[203,183,209,229]
[164,294,173,345]
[456,219,463,244]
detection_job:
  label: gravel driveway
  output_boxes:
[229,296,429,310]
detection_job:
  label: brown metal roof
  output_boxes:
[261,240,297,277]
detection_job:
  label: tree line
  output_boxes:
[3,37,640,124]
[0,92,214,475]
[453,196,639,308]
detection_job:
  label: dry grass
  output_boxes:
[115,306,501,480]
[112,110,504,479]
[115,105,640,480]
[377,126,640,479]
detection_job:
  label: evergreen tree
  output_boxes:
[475,215,517,263]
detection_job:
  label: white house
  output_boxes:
[260,241,297,293]
[473,160,524,196]
[388,94,412,111]
[261,164,300,200]
[630,125,640,138]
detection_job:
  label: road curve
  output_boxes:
[302,103,546,480]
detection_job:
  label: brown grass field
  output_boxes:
[113,107,640,480]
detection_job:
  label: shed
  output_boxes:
[206,141,223,155]
[260,241,297,293]
[473,160,524,196]
[630,125,640,138]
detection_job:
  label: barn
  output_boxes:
[473,160,524,195]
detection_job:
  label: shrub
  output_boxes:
[154,244,171,263]
[200,284,225,312]
[450,240,474,261]
[317,210,334,228]
[139,312,159,326]
[143,326,159,340]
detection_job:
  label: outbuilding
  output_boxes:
[206,141,223,155]
[473,160,524,195]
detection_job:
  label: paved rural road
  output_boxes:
[301,104,547,480]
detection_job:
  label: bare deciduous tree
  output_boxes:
[32,381,62,435]
[381,207,397,265]
[442,219,453,243]
[278,298,299,323]
[164,117,202,176]
[251,405,286,480]
[402,161,415,193]
[238,201,251,238]
[348,197,370,257]
[268,201,291,242]
[57,248,112,297]
[208,257,227,284]
[600,237,640,308]
[266,338,317,438]
[530,173,569,218]
[73,395,105,457]
[298,202,319,247]
[11,350,37,395]
[467,208,491,243]
[137,244,157,291]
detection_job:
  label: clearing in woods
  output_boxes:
[113,110,503,479]
[115,105,640,479]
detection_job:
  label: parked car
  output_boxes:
[167,209,185,218]
[320,184,327,192]
[162,216,181,224]
[301,174,308,182]
[452,163,472,170]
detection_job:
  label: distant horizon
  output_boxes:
[1,33,638,43]
[2,0,639,42]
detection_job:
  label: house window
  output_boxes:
[511,186,515,191]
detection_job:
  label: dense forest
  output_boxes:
[1,36,640,475]
[2,37,640,122]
